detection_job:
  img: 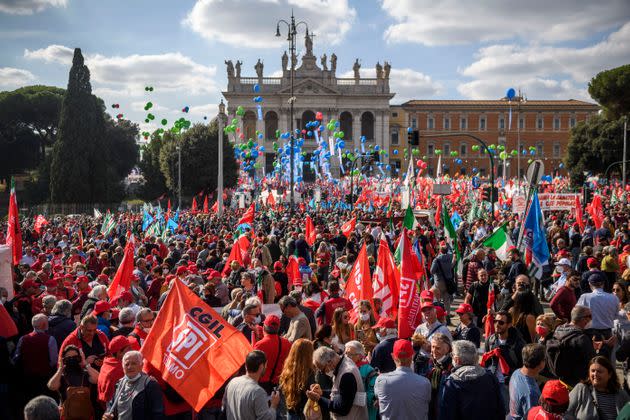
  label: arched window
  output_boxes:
[361,111,375,141]
[340,111,353,140]
[301,110,316,132]
[264,111,278,141]
[243,111,256,141]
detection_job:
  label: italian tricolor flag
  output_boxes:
[483,224,513,261]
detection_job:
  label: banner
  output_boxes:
[142,279,251,411]
[512,193,579,213]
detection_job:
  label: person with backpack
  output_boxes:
[345,340,378,420]
[47,344,99,420]
[547,305,596,388]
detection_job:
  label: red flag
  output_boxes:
[398,228,422,339]
[341,217,356,238]
[305,215,316,246]
[575,195,584,233]
[203,196,209,214]
[34,215,48,234]
[237,203,255,226]
[434,196,442,227]
[0,304,17,338]
[266,192,276,208]
[484,286,496,338]
[141,279,251,411]
[237,233,251,263]
[108,235,136,300]
[344,243,374,321]
[586,195,604,229]
[211,201,218,213]
[373,235,399,319]
[78,228,84,249]
[286,255,301,286]
[222,240,244,275]
[6,180,22,266]
[191,197,198,214]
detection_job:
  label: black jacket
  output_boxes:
[48,314,76,347]
[552,324,596,387]
[485,327,526,380]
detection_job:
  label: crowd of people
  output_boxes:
[2,182,630,420]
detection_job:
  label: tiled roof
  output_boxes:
[402,99,598,107]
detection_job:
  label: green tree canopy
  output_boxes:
[159,122,238,197]
[565,114,625,184]
[138,130,169,200]
[588,64,630,119]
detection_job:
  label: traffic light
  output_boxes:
[407,130,419,146]
[481,186,498,202]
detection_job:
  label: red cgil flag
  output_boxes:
[434,196,442,227]
[305,215,316,246]
[586,194,604,229]
[141,279,251,411]
[398,228,422,339]
[211,201,218,213]
[373,235,399,319]
[203,196,209,214]
[5,179,22,266]
[237,203,255,226]
[484,286,496,338]
[34,215,48,234]
[344,243,374,322]
[191,197,198,214]
[341,217,356,238]
[108,234,136,300]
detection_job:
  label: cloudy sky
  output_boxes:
[0,0,628,128]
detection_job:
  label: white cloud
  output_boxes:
[24,45,219,96]
[381,0,630,46]
[457,22,630,99]
[184,0,356,49]
[0,0,67,15]
[0,67,36,89]
[340,67,442,102]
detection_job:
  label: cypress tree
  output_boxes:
[50,48,109,203]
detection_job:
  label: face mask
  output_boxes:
[0,297,6,304]
[142,327,151,334]
[64,356,81,369]
[163,269,169,275]
[253,315,261,324]
[535,326,548,336]
[127,373,142,382]
[376,333,383,341]
[77,271,85,276]
[359,313,370,322]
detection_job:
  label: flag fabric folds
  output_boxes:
[397,228,423,339]
[6,179,22,266]
[403,206,418,230]
[305,215,316,246]
[482,224,513,261]
[522,192,550,278]
[141,279,252,411]
[372,235,399,319]
[108,235,136,300]
[341,217,356,238]
[344,243,373,320]
[34,215,48,234]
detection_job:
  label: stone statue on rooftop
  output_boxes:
[353,59,361,79]
[255,59,264,78]
[330,54,337,74]
[282,51,288,72]
[321,53,328,71]
[305,30,313,56]
[225,60,234,78]
[384,61,391,79]
[235,60,242,78]
[376,62,383,79]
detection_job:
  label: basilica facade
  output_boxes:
[221,34,395,180]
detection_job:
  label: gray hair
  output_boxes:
[430,332,452,348]
[452,340,477,366]
[245,296,262,307]
[119,308,135,325]
[32,313,48,330]
[135,307,153,323]
[123,350,143,364]
[42,295,57,310]
[289,290,303,304]
[571,305,591,323]
[88,285,108,299]
[51,300,72,318]
[24,395,60,420]
[345,340,366,357]
[313,346,338,366]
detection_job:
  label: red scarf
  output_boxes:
[480,347,510,375]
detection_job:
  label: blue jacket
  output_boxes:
[439,365,504,420]
[96,316,112,339]
[370,336,397,374]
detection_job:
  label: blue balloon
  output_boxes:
[257,133,263,140]
[297,176,303,182]
[472,167,478,173]
[530,150,535,155]
[251,150,259,159]
[335,121,340,128]
[253,84,260,93]
[294,129,300,135]
[506,88,516,100]
[259,146,265,152]
[386,165,391,170]
[393,149,398,155]
[360,136,366,143]
[559,163,564,168]
[338,141,345,149]
[407,127,413,133]
[374,145,380,151]
[307,130,313,137]
[319,126,324,132]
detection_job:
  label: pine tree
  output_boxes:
[50,48,109,203]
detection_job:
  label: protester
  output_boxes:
[24,395,60,420]
[452,302,481,347]
[426,332,453,418]
[278,339,316,420]
[344,340,378,420]
[252,315,292,394]
[278,296,312,341]
[370,317,398,374]
[98,336,131,405]
[465,268,499,328]
[508,343,546,420]
[526,380,571,420]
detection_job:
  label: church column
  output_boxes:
[352,110,361,152]
[379,110,389,165]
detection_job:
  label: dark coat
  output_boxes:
[48,314,76,347]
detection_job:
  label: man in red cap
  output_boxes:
[97,335,131,405]
[528,379,571,418]
[370,317,398,374]
[112,290,141,316]
[253,314,292,394]
[71,275,91,317]
[374,339,431,420]
[415,302,451,343]
[452,303,481,348]
[206,269,229,305]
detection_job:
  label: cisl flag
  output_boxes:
[340,217,356,238]
[142,279,251,411]
[344,243,373,321]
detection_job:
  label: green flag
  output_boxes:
[403,206,418,230]
[482,224,513,261]
[442,205,461,268]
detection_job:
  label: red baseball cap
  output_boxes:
[541,380,569,406]
[273,261,283,271]
[74,275,89,284]
[92,300,111,316]
[44,279,58,288]
[206,269,222,280]
[392,339,414,359]
[21,280,39,290]
[109,336,131,354]
[176,266,189,275]
[587,257,599,268]
[372,317,396,329]
[420,290,434,301]
[263,314,280,328]
[421,301,435,311]
[455,303,473,314]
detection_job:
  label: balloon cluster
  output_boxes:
[116,113,123,119]
[182,106,190,113]
[144,86,154,92]
[111,104,120,109]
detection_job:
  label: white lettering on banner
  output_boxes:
[512,194,578,213]
[165,314,217,371]
[399,276,415,307]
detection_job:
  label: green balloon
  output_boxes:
[275,130,280,138]
[338,131,344,139]
[145,119,150,123]
[412,149,420,156]
[499,151,508,160]
[422,155,427,160]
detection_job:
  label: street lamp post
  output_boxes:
[176,145,182,210]
[348,153,372,209]
[503,91,526,190]
[623,116,628,187]
[217,100,226,217]
[276,13,309,216]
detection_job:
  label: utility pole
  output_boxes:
[177,145,181,210]
[218,100,225,217]
[623,116,628,187]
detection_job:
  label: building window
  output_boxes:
[411,117,417,129]
[427,116,435,130]
[553,116,560,131]
[392,112,398,118]
[391,128,399,145]
[264,111,278,141]
[553,142,561,158]
[460,117,467,130]
[444,117,450,130]
[361,111,375,141]
[479,116,487,131]
[460,143,467,157]
[499,117,505,130]
[427,144,434,156]
[537,142,544,156]
[570,115,576,128]
[537,114,544,130]
[519,116,525,130]
[443,144,451,156]
[243,111,257,141]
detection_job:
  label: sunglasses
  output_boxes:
[494,320,507,325]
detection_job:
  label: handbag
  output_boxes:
[303,399,323,420]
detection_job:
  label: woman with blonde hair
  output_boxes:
[331,307,353,350]
[353,300,378,354]
[279,338,316,420]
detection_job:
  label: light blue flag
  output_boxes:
[523,192,550,267]
[450,211,463,230]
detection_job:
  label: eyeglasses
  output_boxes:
[494,320,507,325]
[140,318,154,324]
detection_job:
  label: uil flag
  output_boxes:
[237,203,255,226]
[305,215,316,246]
[203,196,209,214]
[108,234,136,300]
[341,217,356,238]
[6,179,22,266]
[398,228,422,339]
[141,279,251,411]
[373,235,399,319]
[34,215,48,234]
[344,243,374,320]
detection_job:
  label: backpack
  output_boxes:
[62,375,94,420]
[545,330,581,377]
